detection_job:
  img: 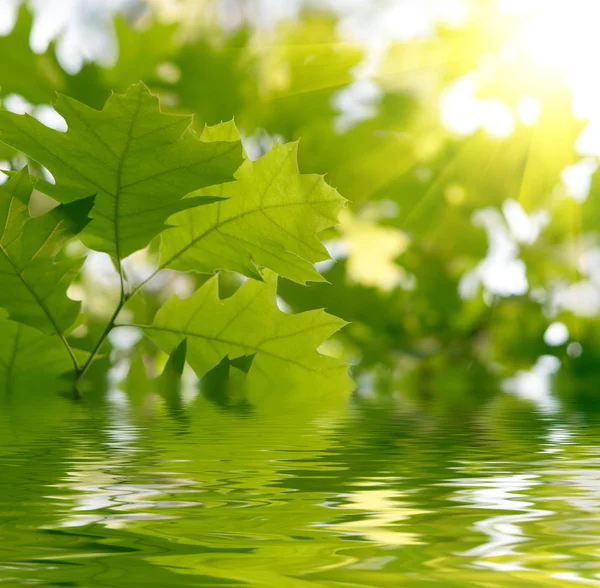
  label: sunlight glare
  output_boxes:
[500,0,600,75]
[516,96,541,126]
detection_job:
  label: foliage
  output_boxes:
[0,314,76,394]
[0,170,91,339]
[161,141,345,284]
[146,271,351,393]
[0,1,599,402]
[0,78,349,395]
[0,83,243,260]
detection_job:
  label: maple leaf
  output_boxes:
[0,317,78,395]
[160,141,346,284]
[0,83,243,262]
[141,271,352,393]
[0,169,92,340]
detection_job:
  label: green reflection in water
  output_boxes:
[1,384,600,587]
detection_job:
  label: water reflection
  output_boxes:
[334,480,428,546]
[451,473,549,569]
[3,385,600,586]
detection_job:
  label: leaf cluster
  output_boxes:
[2,1,600,401]
[0,81,351,397]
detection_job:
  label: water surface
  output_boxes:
[2,387,600,586]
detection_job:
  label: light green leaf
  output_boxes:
[0,317,76,395]
[0,169,92,336]
[142,271,352,393]
[0,83,243,260]
[200,120,242,143]
[160,142,346,283]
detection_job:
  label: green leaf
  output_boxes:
[200,120,242,143]
[160,142,346,283]
[0,83,243,260]
[0,317,76,395]
[0,169,92,336]
[142,271,352,394]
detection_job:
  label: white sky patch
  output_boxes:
[332,0,467,44]
[0,0,20,34]
[578,247,600,283]
[502,355,561,413]
[0,0,138,73]
[544,322,569,346]
[440,74,482,136]
[460,208,526,298]
[576,121,600,157]
[109,326,142,350]
[218,0,300,30]
[440,74,515,139]
[560,158,598,202]
[0,162,9,185]
[334,79,382,133]
[553,280,600,318]
[461,199,551,299]
[547,243,600,318]
[481,99,515,138]
[3,93,33,114]
[121,249,160,286]
[516,96,542,126]
[83,251,122,289]
[34,105,68,131]
[502,199,549,245]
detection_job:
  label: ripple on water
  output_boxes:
[2,393,600,586]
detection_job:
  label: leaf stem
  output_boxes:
[78,88,143,384]
[61,332,82,373]
[129,269,159,299]
[76,257,167,386]
[75,291,127,386]
[117,259,128,301]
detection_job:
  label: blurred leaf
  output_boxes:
[0,7,179,109]
[0,6,64,104]
[250,17,363,137]
[122,338,187,412]
[152,30,257,126]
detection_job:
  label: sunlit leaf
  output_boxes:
[142,271,352,393]
[0,83,243,260]
[160,141,346,283]
[0,317,75,395]
[0,169,92,336]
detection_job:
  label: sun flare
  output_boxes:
[492,0,600,116]
[501,0,600,74]
[440,0,600,150]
